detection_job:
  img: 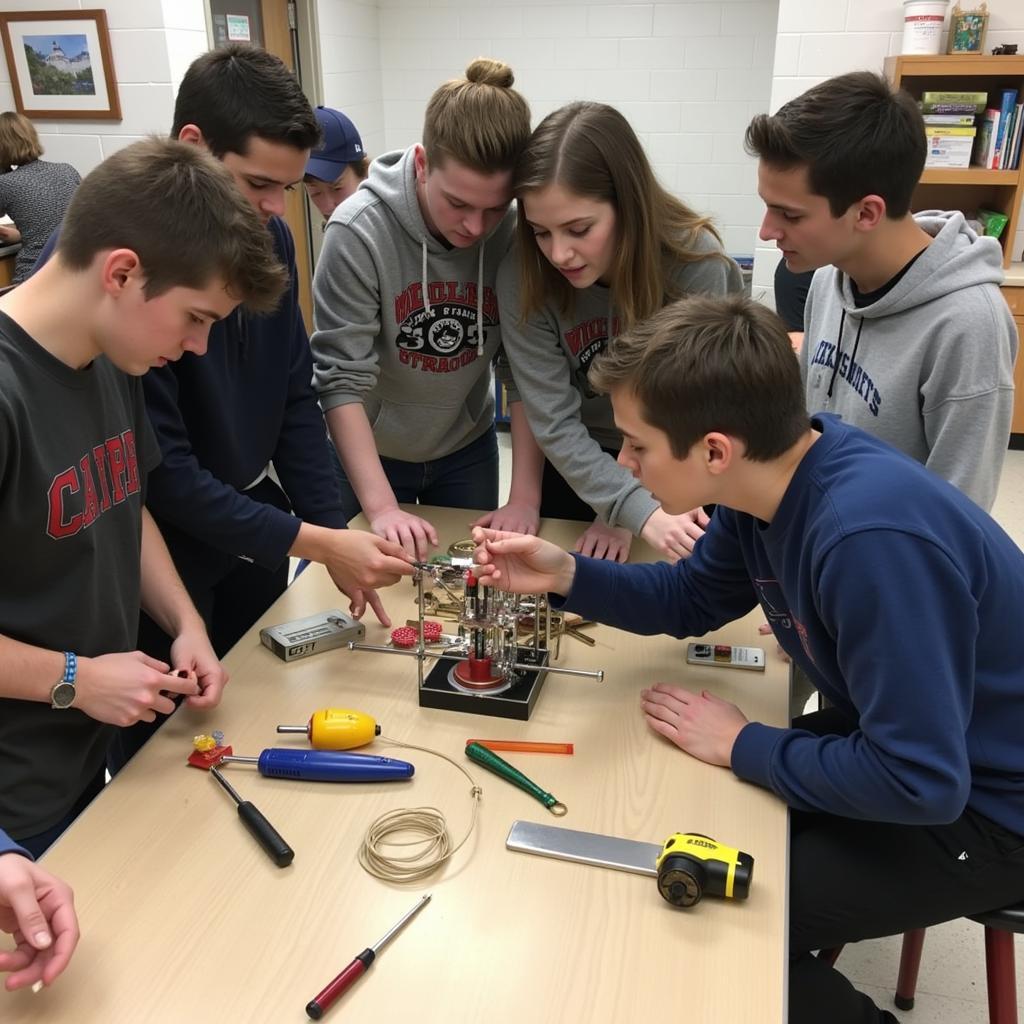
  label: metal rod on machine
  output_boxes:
[347,642,604,681]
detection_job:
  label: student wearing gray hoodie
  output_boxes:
[747,71,1017,512]
[311,59,534,559]
[498,102,743,563]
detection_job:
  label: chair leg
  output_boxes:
[817,946,843,967]
[983,927,1018,1024]
[895,928,927,1011]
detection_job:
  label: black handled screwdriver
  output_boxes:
[210,764,294,867]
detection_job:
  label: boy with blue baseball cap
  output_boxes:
[304,106,368,221]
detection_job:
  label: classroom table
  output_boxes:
[0,244,19,288]
[5,508,791,1024]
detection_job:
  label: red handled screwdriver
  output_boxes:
[305,894,431,1019]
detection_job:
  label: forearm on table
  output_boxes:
[325,403,397,520]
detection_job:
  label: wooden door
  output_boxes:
[208,0,316,331]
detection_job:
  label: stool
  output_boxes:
[818,902,1024,1022]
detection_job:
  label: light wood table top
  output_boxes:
[6,508,790,1024]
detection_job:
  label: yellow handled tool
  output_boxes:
[655,833,754,907]
[276,708,380,751]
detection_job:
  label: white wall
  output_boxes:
[372,0,779,259]
[0,0,208,177]
[316,0,386,159]
[754,0,1024,295]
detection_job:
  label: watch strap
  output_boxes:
[50,651,78,709]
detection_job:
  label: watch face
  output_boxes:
[51,681,76,709]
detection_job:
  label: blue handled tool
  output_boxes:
[220,748,414,782]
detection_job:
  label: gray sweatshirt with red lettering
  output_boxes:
[498,235,742,534]
[310,146,515,461]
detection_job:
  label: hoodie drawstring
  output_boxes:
[826,308,864,401]
[476,242,484,357]
[421,240,431,317]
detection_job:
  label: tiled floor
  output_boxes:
[498,432,1024,1020]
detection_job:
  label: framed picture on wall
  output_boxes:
[0,9,121,120]
[947,4,990,54]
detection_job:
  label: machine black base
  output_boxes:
[419,647,550,720]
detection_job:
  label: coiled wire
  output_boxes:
[358,736,482,882]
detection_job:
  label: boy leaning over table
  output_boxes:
[0,137,286,861]
[472,294,1024,1024]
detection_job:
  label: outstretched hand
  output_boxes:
[0,853,79,991]
[574,520,632,562]
[640,683,749,767]
[471,526,577,596]
[472,502,540,537]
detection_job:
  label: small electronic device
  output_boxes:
[686,642,765,671]
[259,610,365,662]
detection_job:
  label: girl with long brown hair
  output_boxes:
[496,101,742,562]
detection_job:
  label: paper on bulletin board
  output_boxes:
[226,14,251,41]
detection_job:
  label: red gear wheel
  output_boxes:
[390,626,419,648]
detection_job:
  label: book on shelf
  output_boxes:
[923,113,977,126]
[920,91,988,115]
[993,89,1019,170]
[925,133,975,169]
[972,109,999,168]
[1006,103,1023,170]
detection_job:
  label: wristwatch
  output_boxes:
[50,651,78,709]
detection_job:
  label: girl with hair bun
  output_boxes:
[497,101,743,563]
[312,58,537,559]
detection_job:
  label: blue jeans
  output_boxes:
[333,426,499,523]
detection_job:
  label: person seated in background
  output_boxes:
[0,112,80,285]
[0,828,78,992]
[473,293,1024,1024]
[304,106,369,224]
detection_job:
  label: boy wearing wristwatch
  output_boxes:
[0,137,286,858]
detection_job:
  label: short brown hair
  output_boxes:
[57,136,287,313]
[0,112,42,167]
[423,57,530,173]
[171,44,320,158]
[744,72,925,218]
[589,295,810,460]
[514,102,727,330]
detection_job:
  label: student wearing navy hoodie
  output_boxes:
[141,47,412,652]
[472,295,1024,1024]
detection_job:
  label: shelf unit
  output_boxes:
[884,54,1024,267]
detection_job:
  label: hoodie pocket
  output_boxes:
[370,399,484,462]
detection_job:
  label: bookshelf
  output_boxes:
[884,54,1024,268]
